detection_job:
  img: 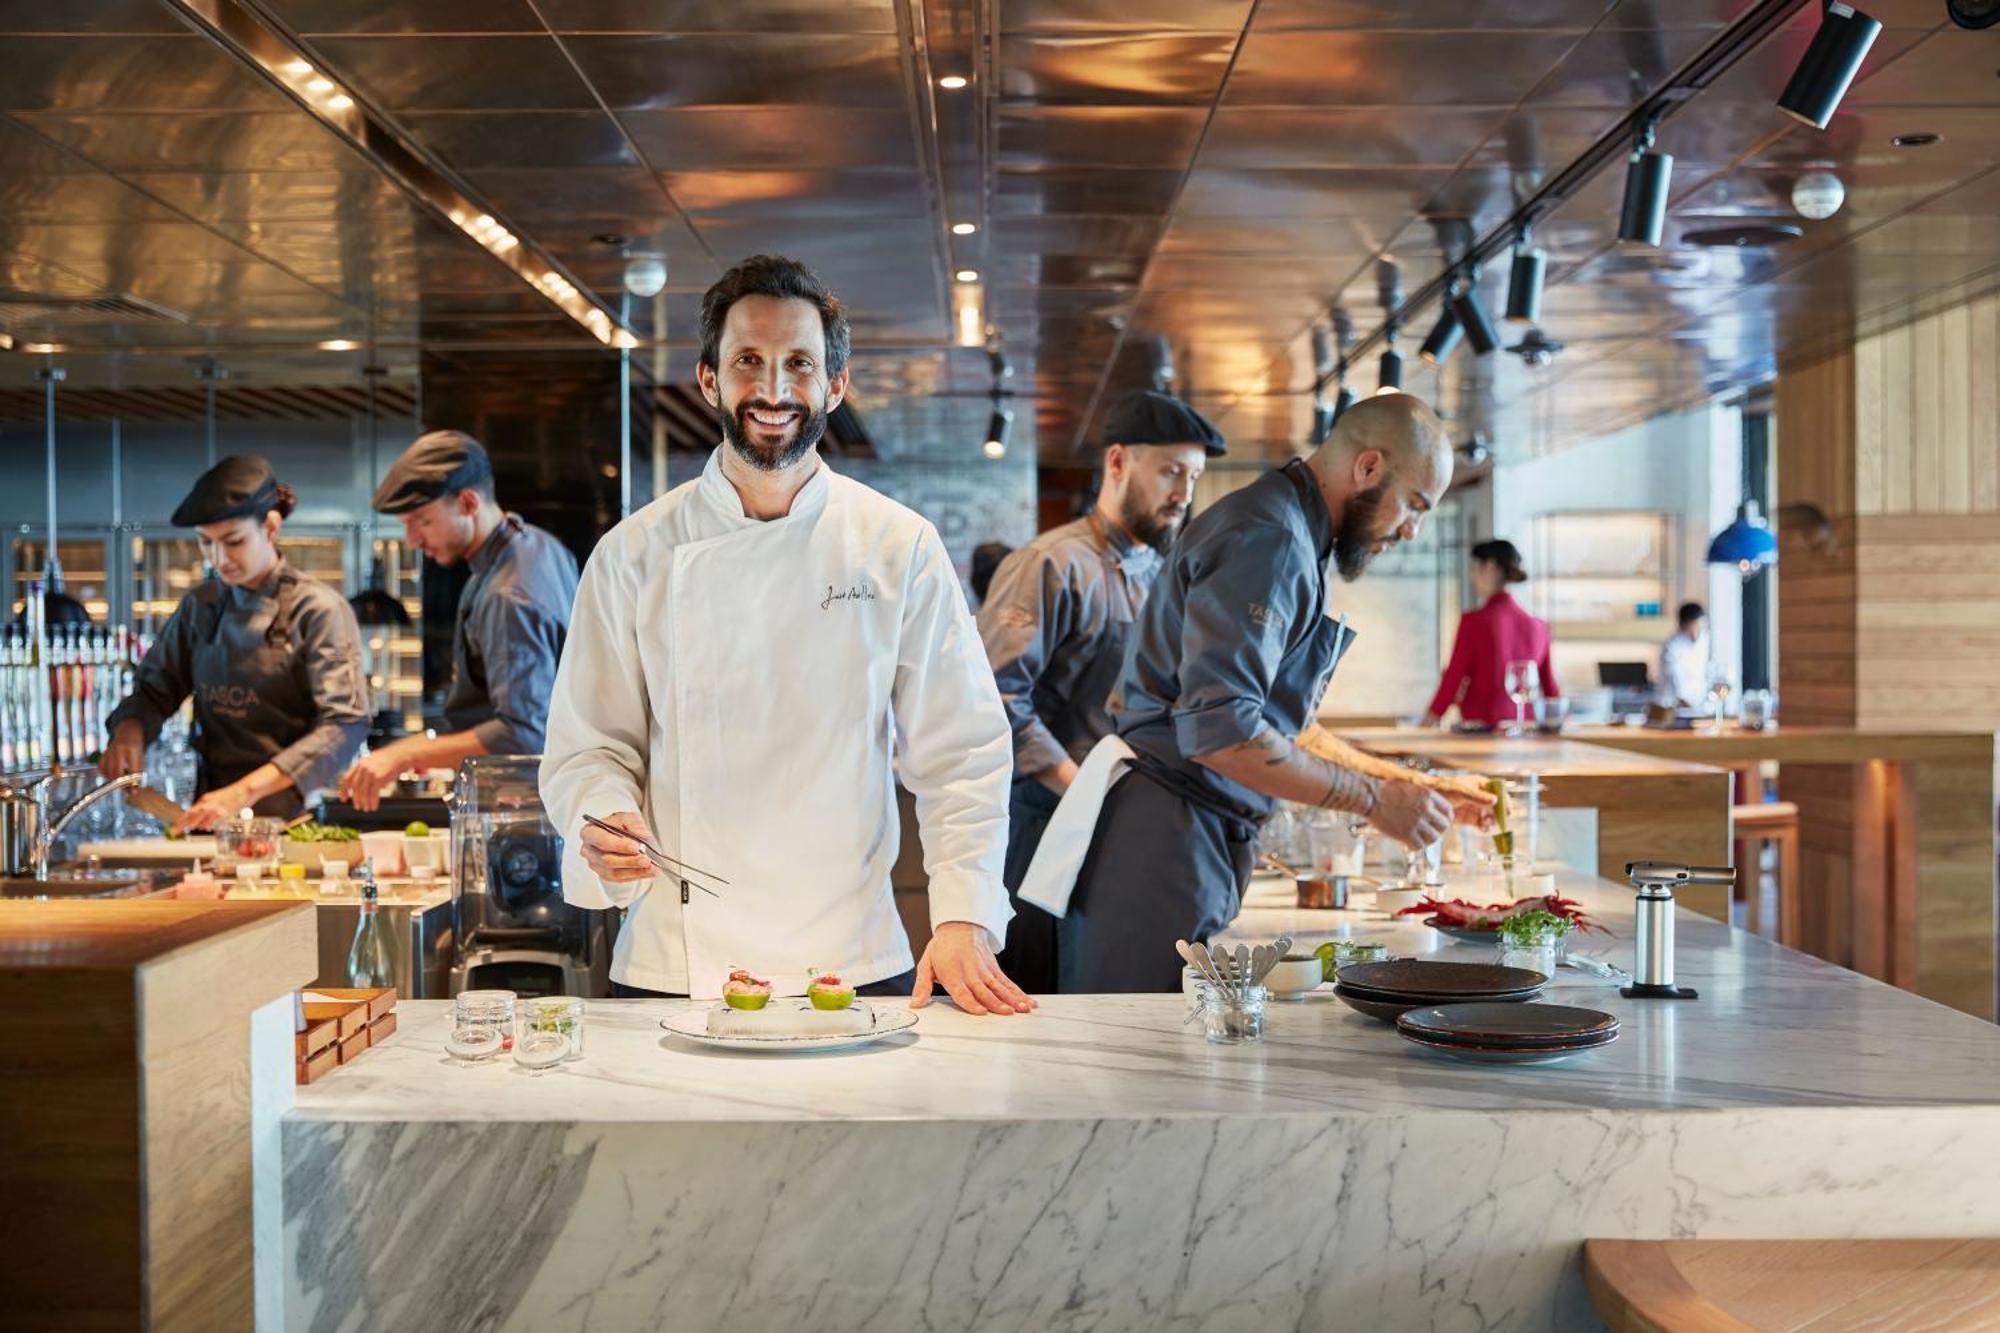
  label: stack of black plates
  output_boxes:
[1330,959,1546,1023]
[1396,1002,1620,1064]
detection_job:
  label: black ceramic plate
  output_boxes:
[1421,918,1503,944]
[1332,985,1538,1024]
[1397,1002,1619,1046]
[1336,964,1536,996]
[1335,959,1548,997]
[1398,1028,1619,1065]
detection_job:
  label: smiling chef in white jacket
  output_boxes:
[540,254,1035,1016]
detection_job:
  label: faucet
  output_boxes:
[32,772,144,881]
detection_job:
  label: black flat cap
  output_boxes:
[170,455,283,527]
[1101,389,1226,456]
[372,430,494,515]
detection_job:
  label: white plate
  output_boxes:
[659,1005,918,1053]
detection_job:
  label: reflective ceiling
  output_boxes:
[0,0,1994,463]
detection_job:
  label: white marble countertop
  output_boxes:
[295,872,2000,1126]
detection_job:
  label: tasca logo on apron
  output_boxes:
[200,683,265,717]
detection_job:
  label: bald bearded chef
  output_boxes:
[539,255,1034,1015]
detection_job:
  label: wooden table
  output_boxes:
[1586,1238,2000,1332]
[1569,726,1999,1022]
[0,899,317,1331]
[1335,728,1736,921]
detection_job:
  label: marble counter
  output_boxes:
[284,877,2000,1332]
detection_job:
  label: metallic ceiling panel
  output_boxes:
[0,35,290,112]
[1156,215,1395,257]
[121,170,407,222]
[1522,26,1735,109]
[1176,167,1451,221]
[0,173,181,224]
[258,0,544,35]
[1847,29,2000,108]
[1223,30,1587,107]
[305,36,601,111]
[565,35,907,110]
[998,34,1238,105]
[1253,0,1615,29]
[1200,107,1515,169]
[22,110,363,172]
[0,1,187,35]
[995,168,1184,217]
[539,0,900,32]
[996,105,1208,168]
[1000,0,1251,32]
[660,169,931,221]
[395,111,642,170]
[460,166,666,218]
[993,215,1165,257]
[619,107,921,171]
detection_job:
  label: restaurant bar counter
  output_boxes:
[281,873,2000,1333]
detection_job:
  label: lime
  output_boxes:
[404,821,431,838]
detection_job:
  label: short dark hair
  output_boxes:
[698,255,851,378]
[1470,538,1527,584]
[1678,601,1707,629]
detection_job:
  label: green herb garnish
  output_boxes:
[1500,909,1570,944]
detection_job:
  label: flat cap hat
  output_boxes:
[1101,389,1226,456]
[170,454,284,527]
[372,429,493,515]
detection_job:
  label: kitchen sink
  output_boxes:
[0,875,170,901]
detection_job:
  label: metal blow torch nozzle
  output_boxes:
[1620,861,1736,1000]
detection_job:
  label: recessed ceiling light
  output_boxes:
[317,339,360,350]
[938,75,968,89]
[951,222,977,235]
[307,77,334,93]
[956,269,979,283]
[326,94,353,110]
[21,342,62,354]
[284,60,313,76]
[1891,131,1941,147]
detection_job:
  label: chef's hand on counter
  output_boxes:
[99,720,147,781]
[911,922,1036,1016]
[338,746,405,814]
[1366,778,1453,849]
[176,786,249,833]
[577,810,659,882]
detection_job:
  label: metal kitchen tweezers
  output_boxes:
[580,814,727,897]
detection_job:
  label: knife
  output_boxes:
[126,784,190,827]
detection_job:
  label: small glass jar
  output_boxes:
[447,989,516,1062]
[1318,939,1388,983]
[1497,921,1567,978]
[518,996,585,1063]
[1199,984,1267,1044]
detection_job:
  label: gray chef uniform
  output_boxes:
[107,457,369,817]
[976,390,1224,993]
[372,430,580,754]
[1059,458,1357,993]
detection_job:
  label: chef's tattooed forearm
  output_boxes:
[1195,726,1382,814]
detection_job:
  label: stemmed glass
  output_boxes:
[1503,659,1541,737]
[1705,662,1733,735]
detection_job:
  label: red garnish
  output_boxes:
[813,973,844,987]
[1393,893,1603,934]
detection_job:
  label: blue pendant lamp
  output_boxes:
[1707,500,1777,577]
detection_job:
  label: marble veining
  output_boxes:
[284,877,2000,1331]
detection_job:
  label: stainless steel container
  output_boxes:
[0,779,41,876]
[311,891,456,999]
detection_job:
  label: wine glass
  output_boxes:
[1705,662,1733,734]
[1503,659,1541,737]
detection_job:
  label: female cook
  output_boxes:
[1421,538,1559,731]
[99,456,370,829]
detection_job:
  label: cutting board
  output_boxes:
[77,837,220,862]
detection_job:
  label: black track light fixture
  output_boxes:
[1310,391,1335,446]
[1450,270,1502,356]
[982,403,1011,460]
[1333,384,1355,423]
[1378,324,1403,393]
[1505,231,1546,325]
[1617,114,1673,248]
[1419,295,1464,366]
[1778,3,1882,130]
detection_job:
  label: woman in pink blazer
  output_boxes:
[1423,539,1559,731]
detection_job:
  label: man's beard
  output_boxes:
[719,395,827,473]
[1331,481,1388,582]
[1121,494,1185,555]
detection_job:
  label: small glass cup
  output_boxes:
[1533,695,1571,735]
[1199,984,1267,1044]
[1318,939,1388,983]
[1740,688,1777,731]
[1497,920,1567,978]
[518,996,585,1063]
[1401,837,1444,889]
[447,989,516,1061]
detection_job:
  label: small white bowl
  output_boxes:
[1263,955,1325,999]
[1373,885,1428,916]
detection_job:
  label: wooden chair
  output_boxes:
[1732,799,1800,947]
[1585,1238,2000,1332]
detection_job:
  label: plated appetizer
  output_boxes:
[722,968,773,1010]
[807,971,857,1011]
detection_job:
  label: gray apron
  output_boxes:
[1058,621,1358,994]
[191,581,312,818]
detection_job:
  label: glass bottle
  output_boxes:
[345,866,398,990]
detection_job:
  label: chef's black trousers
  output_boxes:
[998,776,1062,995]
[1056,766,1256,994]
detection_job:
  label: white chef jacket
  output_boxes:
[539,447,1015,997]
[1659,631,1708,707]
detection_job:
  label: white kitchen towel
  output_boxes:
[1018,733,1135,918]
